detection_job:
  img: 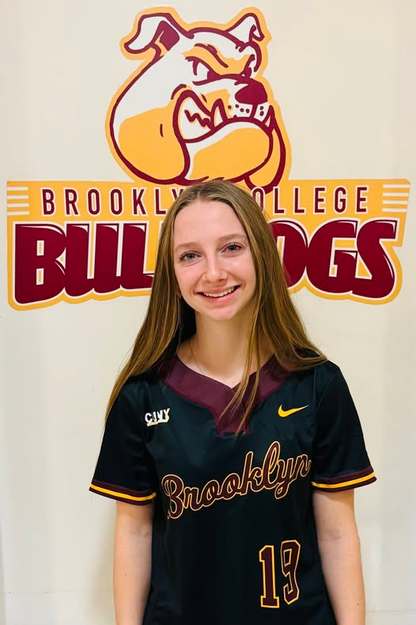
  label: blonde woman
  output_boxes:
[89,180,376,625]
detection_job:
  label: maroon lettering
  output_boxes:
[14,224,65,304]
[200,480,220,505]
[307,220,358,293]
[354,219,397,298]
[110,188,123,215]
[154,188,166,215]
[269,220,308,287]
[87,189,100,215]
[183,486,199,510]
[12,213,399,306]
[220,474,240,499]
[120,223,153,289]
[262,442,280,488]
[259,545,280,608]
[356,186,368,213]
[274,458,294,499]
[171,187,183,200]
[296,455,311,479]
[281,540,301,604]
[293,186,305,214]
[239,451,262,495]
[334,186,347,213]
[273,186,285,214]
[249,467,264,492]
[64,189,79,215]
[93,224,120,293]
[65,224,94,296]
[41,188,55,215]
[314,187,326,213]
[132,188,146,215]
[252,187,265,210]
[13,221,156,304]
[160,443,311,519]
[161,474,184,520]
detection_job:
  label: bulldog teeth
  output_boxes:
[211,102,227,128]
[263,106,274,128]
[179,97,211,140]
[213,106,223,127]
[255,103,269,120]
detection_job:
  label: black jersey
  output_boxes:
[89,356,376,625]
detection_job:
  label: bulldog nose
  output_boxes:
[235,80,267,106]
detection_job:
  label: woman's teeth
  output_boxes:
[201,286,238,298]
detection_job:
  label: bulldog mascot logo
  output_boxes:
[107,8,291,190]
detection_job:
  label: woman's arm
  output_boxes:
[113,500,154,625]
[313,489,365,625]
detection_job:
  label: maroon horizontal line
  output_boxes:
[89,486,155,505]
[313,466,374,485]
[313,475,377,492]
[91,479,154,498]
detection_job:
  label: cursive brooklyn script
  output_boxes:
[161,441,311,520]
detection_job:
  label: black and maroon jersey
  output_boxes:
[89,355,376,625]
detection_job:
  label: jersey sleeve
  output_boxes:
[89,379,158,505]
[311,366,377,492]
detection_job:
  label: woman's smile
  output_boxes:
[197,284,240,300]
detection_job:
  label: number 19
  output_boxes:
[259,540,301,608]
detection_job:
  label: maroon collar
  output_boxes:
[161,354,286,434]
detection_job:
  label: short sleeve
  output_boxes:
[311,366,377,492]
[89,379,158,505]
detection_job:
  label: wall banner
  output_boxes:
[6,8,410,310]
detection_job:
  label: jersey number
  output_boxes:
[259,540,301,608]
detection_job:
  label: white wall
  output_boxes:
[1,1,415,624]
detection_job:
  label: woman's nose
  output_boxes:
[204,255,227,282]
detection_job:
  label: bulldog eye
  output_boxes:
[242,54,259,79]
[188,58,218,83]
[243,59,256,78]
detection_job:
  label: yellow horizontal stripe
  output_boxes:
[311,472,376,490]
[90,483,156,502]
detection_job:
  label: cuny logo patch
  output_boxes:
[6,7,410,310]
[108,11,289,190]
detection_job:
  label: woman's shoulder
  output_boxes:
[308,359,346,405]
[120,367,162,399]
[314,358,341,382]
[291,350,342,389]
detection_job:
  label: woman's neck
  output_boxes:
[180,314,271,384]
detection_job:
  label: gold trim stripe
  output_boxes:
[311,472,376,490]
[89,483,157,502]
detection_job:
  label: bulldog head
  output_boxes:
[108,9,290,191]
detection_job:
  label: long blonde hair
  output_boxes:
[106,180,325,426]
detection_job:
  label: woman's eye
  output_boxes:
[179,244,242,262]
[179,252,198,262]
[224,243,242,252]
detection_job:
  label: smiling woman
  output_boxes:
[89,180,376,625]
[108,179,326,421]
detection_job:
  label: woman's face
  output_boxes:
[173,199,257,324]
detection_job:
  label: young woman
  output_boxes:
[89,180,376,625]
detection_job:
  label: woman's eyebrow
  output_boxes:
[174,233,248,253]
